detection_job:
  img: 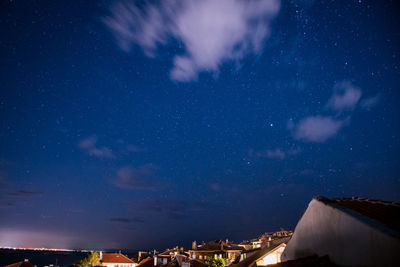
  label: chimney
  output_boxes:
[192,241,197,250]
[99,251,103,261]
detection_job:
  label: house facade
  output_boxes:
[231,237,289,267]
[188,240,243,262]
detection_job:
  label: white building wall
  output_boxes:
[282,199,400,266]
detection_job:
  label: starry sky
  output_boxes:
[0,0,399,250]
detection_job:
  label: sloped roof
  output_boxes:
[4,261,35,267]
[102,253,134,263]
[229,237,290,267]
[316,196,400,233]
[158,249,175,256]
[136,256,154,267]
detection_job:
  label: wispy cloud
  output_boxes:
[129,198,206,221]
[113,165,156,190]
[291,116,347,143]
[109,217,145,224]
[78,136,115,159]
[249,148,300,160]
[326,81,362,111]
[0,202,14,209]
[7,190,43,197]
[103,0,281,81]
[360,95,380,110]
[266,148,286,159]
[0,171,8,188]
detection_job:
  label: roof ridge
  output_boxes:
[316,195,400,207]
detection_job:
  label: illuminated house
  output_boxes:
[230,237,290,267]
[154,247,186,266]
[239,230,293,250]
[100,252,136,267]
[188,240,244,262]
[282,196,400,266]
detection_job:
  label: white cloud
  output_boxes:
[293,116,345,143]
[103,0,281,81]
[327,81,362,111]
[78,136,115,159]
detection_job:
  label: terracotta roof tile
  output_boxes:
[102,253,134,263]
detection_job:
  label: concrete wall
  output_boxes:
[282,199,400,266]
[256,245,286,266]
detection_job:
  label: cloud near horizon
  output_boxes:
[109,217,145,224]
[7,190,43,197]
[103,0,281,81]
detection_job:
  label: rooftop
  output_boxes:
[230,237,290,267]
[192,240,244,251]
[317,196,400,233]
[102,253,134,263]
[136,256,154,267]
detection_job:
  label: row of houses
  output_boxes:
[83,230,293,267]
[112,196,399,266]
[6,196,400,267]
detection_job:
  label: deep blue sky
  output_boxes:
[0,0,399,250]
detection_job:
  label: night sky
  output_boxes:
[0,0,399,251]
